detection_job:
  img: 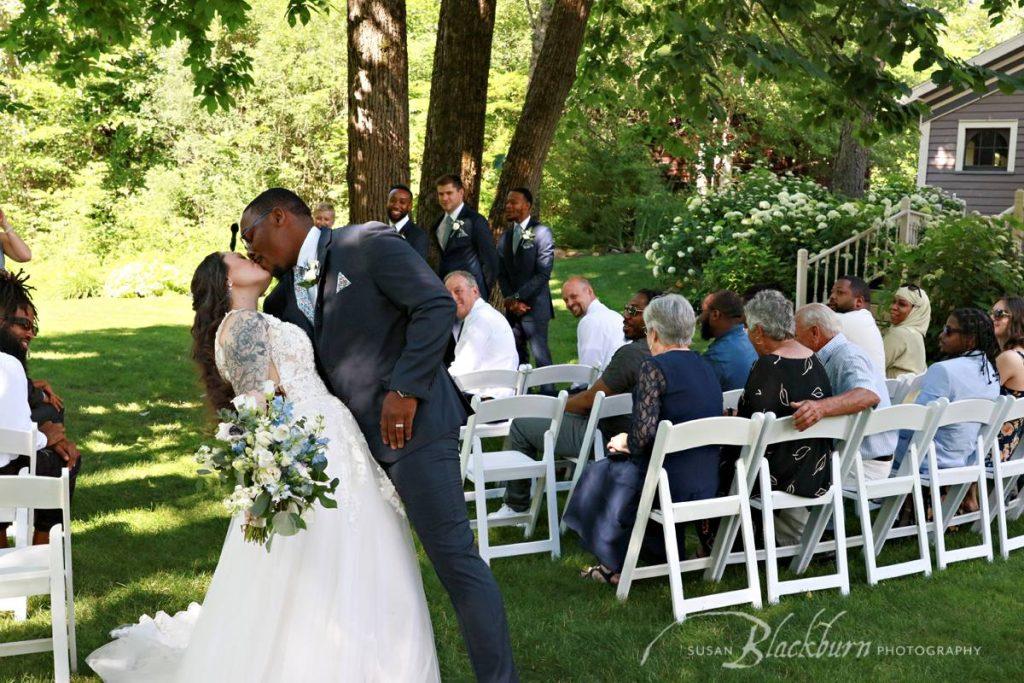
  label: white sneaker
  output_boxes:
[488,504,526,522]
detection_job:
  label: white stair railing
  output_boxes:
[796,196,929,307]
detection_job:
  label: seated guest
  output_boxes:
[700,290,758,391]
[444,271,518,399]
[312,202,336,229]
[0,271,80,546]
[490,288,658,520]
[721,290,834,545]
[883,284,930,379]
[893,308,1000,476]
[794,304,896,484]
[562,276,627,372]
[563,294,722,584]
[992,296,1024,461]
[828,275,886,373]
[0,207,32,271]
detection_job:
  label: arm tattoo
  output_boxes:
[221,311,272,395]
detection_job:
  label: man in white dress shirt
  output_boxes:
[445,271,518,399]
[562,276,627,372]
[828,275,886,373]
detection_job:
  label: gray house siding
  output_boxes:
[925,91,1024,215]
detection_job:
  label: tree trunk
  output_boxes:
[526,0,554,83]
[347,0,409,224]
[832,117,871,199]
[487,0,593,233]
[415,0,497,251]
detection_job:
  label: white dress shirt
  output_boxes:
[296,227,321,308]
[449,298,518,398]
[840,309,886,374]
[392,215,410,232]
[0,353,47,469]
[577,299,627,372]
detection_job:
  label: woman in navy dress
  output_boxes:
[563,294,723,584]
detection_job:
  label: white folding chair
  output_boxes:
[899,372,926,404]
[920,397,1011,570]
[752,414,857,604]
[559,392,633,531]
[453,368,526,399]
[841,403,944,585]
[976,396,1024,558]
[0,428,38,621]
[0,469,76,682]
[522,364,598,393]
[722,389,743,413]
[885,377,907,404]
[460,392,568,563]
[616,415,764,622]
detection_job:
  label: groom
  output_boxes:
[241,189,517,682]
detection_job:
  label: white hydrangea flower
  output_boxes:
[705,235,716,244]
[687,246,694,254]
[667,266,677,274]
[758,200,771,209]
[651,241,660,249]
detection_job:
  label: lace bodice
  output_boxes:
[215,310,332,401]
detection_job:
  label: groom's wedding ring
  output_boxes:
[395,423,405,428]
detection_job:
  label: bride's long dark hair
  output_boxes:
[191,252,235,412]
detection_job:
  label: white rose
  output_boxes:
[256,466,282,486]
[254,447,275,468]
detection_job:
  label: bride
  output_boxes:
[87,252,440,681]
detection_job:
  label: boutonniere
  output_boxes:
[451,219,467,239]
[520,226,535,248]
[296,259,320,289]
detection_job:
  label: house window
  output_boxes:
[956,119,1018,173]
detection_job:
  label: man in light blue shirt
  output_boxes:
[793,303,897,482]
[700,290,758,391]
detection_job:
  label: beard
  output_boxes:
[0,326,27,368]
[700,318,714,341]
[388,209,408,223]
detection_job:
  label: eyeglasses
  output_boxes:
[624,304,645,317]
[991,308,1011,320]
[241,209,273,246]
[3,315,37,335]
[943,325,964,336]
[901,283,922,293]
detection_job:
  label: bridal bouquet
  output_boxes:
[195,381,338,548]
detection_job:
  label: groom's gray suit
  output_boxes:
[264,224,517,682]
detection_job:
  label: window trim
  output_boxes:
[955,118,1018,173]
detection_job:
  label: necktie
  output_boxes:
[294,268,315,322]
[439,215,455,250]
[512,223,523,254]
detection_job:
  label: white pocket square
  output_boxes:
[336,274,351,293]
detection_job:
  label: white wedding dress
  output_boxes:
[87,311,440,682]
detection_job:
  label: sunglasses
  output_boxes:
[241,209,274,247]
[991,308,1011,320]
[4,315,38,335]
[624,304,645,317]
[901,283,922,293]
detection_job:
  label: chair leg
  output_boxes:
[977,466,994,562]
[994,469,1010,560]
[473,478,492,566]
[49,538,70,683]
[525,474,545,540]
[737,482,762,610]
[658,472,686,623]
[705,513,739,582]
[832,456,850,596]
[855,464,879,586]
[931,482,947,570]
[545,459,561,559]
[758,467,780,605]
[871,492,907,558]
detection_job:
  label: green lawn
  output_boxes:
[2,252,1022,681]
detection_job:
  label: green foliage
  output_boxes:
[103,260,188,298]
[645,168,962,299]
[887,214,1024,351]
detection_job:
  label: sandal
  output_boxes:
[580,565,619,585]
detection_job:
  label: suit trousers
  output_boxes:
[382,430,518,683]
[503,414,590,512]
[509,314,552,370]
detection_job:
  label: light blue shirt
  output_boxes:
[894,354,1000,471]
[817,332,897,459]
[703,324,758,391]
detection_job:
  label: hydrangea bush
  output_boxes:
[645,168,964,298]
[103,260,187,298]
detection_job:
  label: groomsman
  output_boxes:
[386,184,428,260]
[497,187,554,371]
[432,174,499,300]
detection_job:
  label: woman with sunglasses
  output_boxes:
[0,207,32,272]
[883,284,930,379]
[991,296,1024,461]
[893,308,1001,482]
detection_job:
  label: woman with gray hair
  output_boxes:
[720,290,835,544]
[564,294,723,584]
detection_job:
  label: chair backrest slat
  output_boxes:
[722,389,743,413]
[522,364,599,390]
[469,393,567,424]
[597,393,632,419]
[0,474,64,509]
[661,415,762,453]
[1004,396,1024,423]
[862,403,932,435]
[936,398,1005,428]
[763,414,856,443]
[0,428,35,459]
[453,369,521,394]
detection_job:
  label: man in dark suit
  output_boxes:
[244,188,517,683]
[386,183,428,260]
[497,187,554,372]
[432,174,499,300]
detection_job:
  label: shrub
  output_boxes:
[57,268,105,299]
[646,168,962,299]
[103,260,187,298]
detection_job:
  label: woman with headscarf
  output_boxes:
[883,284,931,378]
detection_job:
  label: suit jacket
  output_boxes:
[497,217,555,322]
[432,205,499,300]
[264,224,467,464]
[396,218,428,260]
